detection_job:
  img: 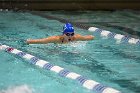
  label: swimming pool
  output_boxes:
[0,10,140,93]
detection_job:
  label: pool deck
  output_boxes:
[0,0,140,10]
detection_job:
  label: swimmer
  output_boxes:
[26,23,94,44]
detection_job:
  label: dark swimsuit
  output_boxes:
[61,37,72,44]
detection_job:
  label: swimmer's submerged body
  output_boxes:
[26,23,94,44]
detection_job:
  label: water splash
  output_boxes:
[0,85,34,93]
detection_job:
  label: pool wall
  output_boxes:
[0,0,140,10]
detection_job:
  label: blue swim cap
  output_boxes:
[63,23,74,34]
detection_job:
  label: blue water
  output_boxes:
[0,11,140,93]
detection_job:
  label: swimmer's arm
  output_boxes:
[26,36,60,44]
[75,34,94,41]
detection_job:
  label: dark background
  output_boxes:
[0,0,140,10]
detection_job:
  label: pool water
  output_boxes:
[0,11,140,93]
[45,10,140,38]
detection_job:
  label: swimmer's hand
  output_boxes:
[15,39,28,46]
[26,39,31,44]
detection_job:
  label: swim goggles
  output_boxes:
[65,33,75,36]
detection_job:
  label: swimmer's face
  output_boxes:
[63,32,75,41]
[64,32,74,37]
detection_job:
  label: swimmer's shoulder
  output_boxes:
[74,34,84,39]
[48,35,63,43]
[73,34,82,38]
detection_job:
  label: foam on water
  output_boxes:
[0,85,34,93]
[70,41,87,48]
